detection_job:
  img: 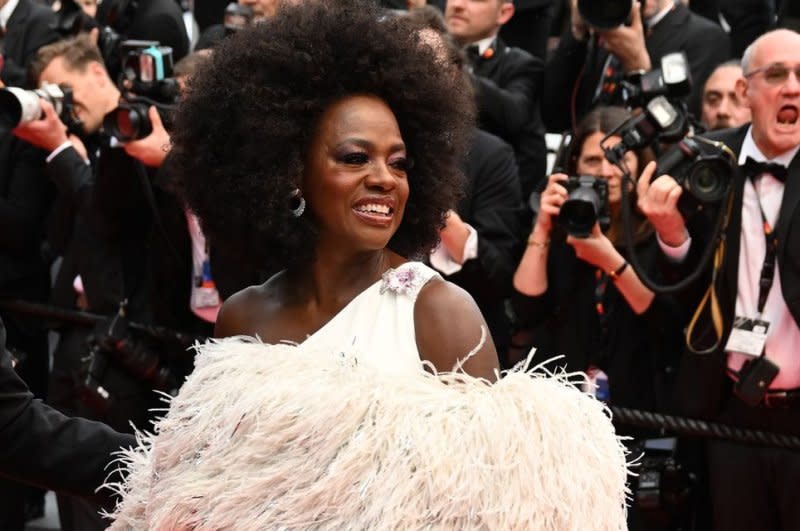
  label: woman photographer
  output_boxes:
[513,105,683,417]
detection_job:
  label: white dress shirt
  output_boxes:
[728,129,800,389]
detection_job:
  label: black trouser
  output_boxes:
[707,398,800,531]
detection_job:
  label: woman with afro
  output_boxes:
[104,2,630,529]
[170,0,498,378]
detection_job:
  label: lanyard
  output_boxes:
[753,186,779,316]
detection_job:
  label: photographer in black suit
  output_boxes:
[445,0,546,198]
[638,28,800,531]
[544,0,730,133]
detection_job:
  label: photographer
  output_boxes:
[10,35,199,531]
[52,0,189,80]
[513,106,683,421]
[638,29,800,531]
[543,0,730,133]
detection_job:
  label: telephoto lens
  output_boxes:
[0,83,67,132]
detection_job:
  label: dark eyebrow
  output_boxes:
[336,138,406,152]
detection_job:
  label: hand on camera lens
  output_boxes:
[599,2,651,72]
[12,99,69,153]
[536,173,569,233]
[637,161,688,247]
[123,106,171,168]
[566,222,619,270]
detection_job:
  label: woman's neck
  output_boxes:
[297,246,401,311]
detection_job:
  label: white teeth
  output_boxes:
[355,203,391,215]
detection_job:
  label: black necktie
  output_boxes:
[741,156,788,183]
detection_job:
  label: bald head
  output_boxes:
[738,29,800,159]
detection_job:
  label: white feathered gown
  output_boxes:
[104,262,631,530]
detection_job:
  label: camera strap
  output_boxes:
[685,190,735,354]
[754,197,780,318]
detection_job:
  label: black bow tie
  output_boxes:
[741,156,788,183]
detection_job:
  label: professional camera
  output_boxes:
[654,135,736,211]
[52,0,123,71]
[621,53,692,109]
[103,40,179,141]
[224,2,254,32]
[80,312,176,414]
[577,0,633,30]
[557,175,610,238]
[0,83,78,133]
[603,95,689,166]
[630,438,696,530]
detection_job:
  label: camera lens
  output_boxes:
[103,102,152,141]
[0,88,41,132]
[577,0,632,30]
[686,161,728,203]
[559,184,602,238]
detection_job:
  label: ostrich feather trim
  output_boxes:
[104,337,630,530]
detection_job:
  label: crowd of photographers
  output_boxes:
[1,0,799,530]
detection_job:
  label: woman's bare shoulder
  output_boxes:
[214,273,290,339]
[413,278,499,381]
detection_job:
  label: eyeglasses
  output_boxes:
[744,63,800,85]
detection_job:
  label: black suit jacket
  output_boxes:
[439,130,524,358]
[543,2,730,132]
[1,0,60,87]
[0,315,134,498]
[673,124,800,424]
[471,37,546,198]
[0,136,52,299]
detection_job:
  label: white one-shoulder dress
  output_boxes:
[105,261,630,531]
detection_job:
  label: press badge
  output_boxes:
[724,316,770,357]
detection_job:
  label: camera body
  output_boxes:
[557,175,610,238]
[103,40,179,141]
[80,313,175,415]
[603,95,688,167]
[52,0,124,71]
[654,136,736,213]
[621,53,692,109]
[0,83,77,133]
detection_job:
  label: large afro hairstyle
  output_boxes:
[170,0,477,271]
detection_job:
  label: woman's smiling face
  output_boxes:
[301,94,410,252]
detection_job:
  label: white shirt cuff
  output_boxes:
[46,141,74,163]
[657,231,691,263]
[430,223,479,275]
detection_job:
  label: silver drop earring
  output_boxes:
[289,189,306,217]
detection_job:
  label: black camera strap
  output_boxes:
[753,193,780,318]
